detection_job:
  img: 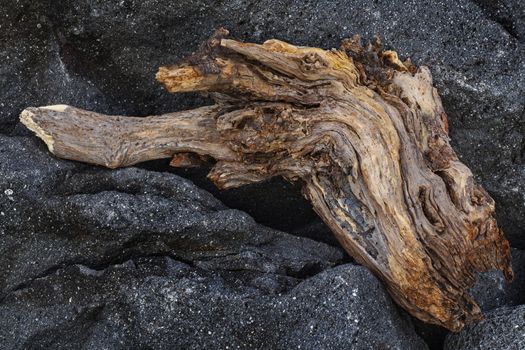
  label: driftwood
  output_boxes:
[20,29,512,331]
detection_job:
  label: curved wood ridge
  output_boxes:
[20,29,512,331]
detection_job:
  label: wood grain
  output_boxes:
[20,29,512,331]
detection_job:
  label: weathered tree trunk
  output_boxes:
[20,29,512,332]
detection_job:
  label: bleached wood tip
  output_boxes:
[41,104,69,112]
[19,108,55,153]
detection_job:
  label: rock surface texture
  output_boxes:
[0,135,427,349]
[444,305,525,350]
[469,248,525,312]
[1,0,524,349]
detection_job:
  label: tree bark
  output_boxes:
[20,29,513,332]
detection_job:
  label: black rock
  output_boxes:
[444,304,525,350]
[469,248,525,311]
[0,258,428,350]
[0,135,345,298]
[1,0,525,347]
[473,0,525,41]
[1,0,524,247]
[140,160,331,242]
[0,135,428,348]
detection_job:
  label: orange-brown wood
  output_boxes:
[20,29,512,331]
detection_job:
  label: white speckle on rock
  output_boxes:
[4,189,13,196]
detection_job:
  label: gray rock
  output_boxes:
[0,259,428,350]
[1,0,523,247]
[161,164,330,241]
[444,305,525,350]
[1,0,524,347]
[0,135,344,298]
[0,135,426,349]
[470,248,525,311]
[473,0,525,42]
